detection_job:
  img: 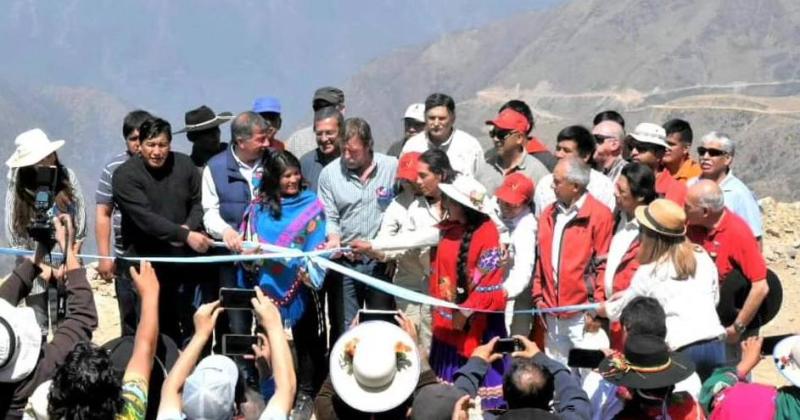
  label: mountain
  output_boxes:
[343,0,800,200]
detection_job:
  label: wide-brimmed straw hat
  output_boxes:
[598,334,695,389]
[635,198,687,237]
[440,175,494,217]
[329,321,420,413]
[0,299,43,382]
[6,129,65,169]
[174,105,234,134]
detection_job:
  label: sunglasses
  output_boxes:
[629,140,660,153]
[697,147,727,157]
[594,134,615,144]
[491,129,515,142]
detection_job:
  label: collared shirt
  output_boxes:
[687,209,767,283]
[502,208,538,299]
[286,125,318,160]
[672,158,702,184]
[96,151,131,255]
[720,172,763,238]
[475,150,550,194]
[201,147,263,239]
[604,213,639,298]
[299,148,337,192]
[552,194,587,287]
[401,128,483,177]
[656,169,687,206]
[534,168,616,217]
[602,156,626,185]
[318,153,398,242]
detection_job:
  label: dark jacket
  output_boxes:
[207,146,251,229]
[0,261,98,419]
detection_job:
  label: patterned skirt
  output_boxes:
[429,314,510,410]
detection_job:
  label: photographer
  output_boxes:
[0,215,97,419]
[4,128,86,333]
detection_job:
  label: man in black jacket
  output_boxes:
[113,116,212,345]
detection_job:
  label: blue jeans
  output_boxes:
[677,338,726,382]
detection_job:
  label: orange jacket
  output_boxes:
[532,194,614,317]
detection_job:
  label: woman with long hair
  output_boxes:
[429,175,508,409]
[238,150,327,404]
[600,198,726,381]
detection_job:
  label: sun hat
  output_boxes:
[182,355,239,420]
[495,172,535,206]
[404,103,425,123]
[486,108,530,134]
[439,175,494,217]
[396,152,421,182]
[0,299,43,382]
[628,122,669,148]
[174,105,234,134]
[330,320,420,413]
[635,198,687,237]
[252,96,282,114]
[773,335,800,387]
[6,129,65,169]
[717,268,783,329]
[598,334,695,390]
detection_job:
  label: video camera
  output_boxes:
[26,166,58,249]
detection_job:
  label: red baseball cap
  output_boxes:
[396,152,422,182]
[495,172,534,206]
[485,108,530,134]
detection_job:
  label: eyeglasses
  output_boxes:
[630,140,660,153]
[697,147,727,157]
[594,134,615,144]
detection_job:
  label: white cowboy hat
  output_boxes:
[5,129,65,169]
[773,334,800,387]
[0,299,43,383]
[329,321,420,413]
[439,175,494,216]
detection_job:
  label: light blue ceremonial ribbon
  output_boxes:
[0,245,598,315]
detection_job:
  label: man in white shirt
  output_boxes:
[592,119,626,184]
[401,93,484,177]
[533,125,616,216]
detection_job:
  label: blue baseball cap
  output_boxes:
[252,96,281,114]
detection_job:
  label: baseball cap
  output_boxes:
[396,152,421,182]
[312,87,345,110]
[411,383,468,420]
[403,103,425,123]
[252,96,281,114]
[182,355,239,420]
[495,172,535,206]
[628,122,668,148]
[486,109,530,134]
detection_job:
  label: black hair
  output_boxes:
[419,149,457,184]
[13,155,73,239]
[424,93,456,116]
[499,100,535,135]
[48,342,125,419]
[556,125,595,159]
[342,117,374,151]
[454,204,489,304]
[122,109,153,140]
[138,117,172,143]
[593,110,625,128]
[663,118,693,145]
[258,150,304,219]
[620,163,657,205]
[620,296,667,339]
[503,357,555,410]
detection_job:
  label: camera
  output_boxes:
[26,166,58,248]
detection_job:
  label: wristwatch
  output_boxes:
[733,321,747,334]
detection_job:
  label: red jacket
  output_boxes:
[532,194,614,317]
[602,236,641,351]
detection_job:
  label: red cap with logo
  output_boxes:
[495,172,535,206]
[485,108,530,134]
[396,152,422,182]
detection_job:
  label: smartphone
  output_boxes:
[357,309,400,325]
[493,337,522,354]
[568,348,606,369]
[222,334,259,356]
[762,334,794,355]
[219,288,256,310]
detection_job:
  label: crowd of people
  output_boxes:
[0,85,795,419]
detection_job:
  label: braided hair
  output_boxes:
[454,204,489,304]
